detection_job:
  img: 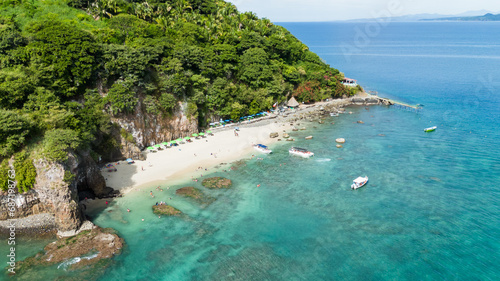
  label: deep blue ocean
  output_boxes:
[3,22,500,280]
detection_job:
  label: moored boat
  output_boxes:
[289,147,314,158]
[254,144,272,154]
[351,176,368,190]
[424,126,437,132]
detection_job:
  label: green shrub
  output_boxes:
[159,93,177,112]
[104,81,138,115]
[43,129,81,162]
[186,102,198,119]
[120,128,135,143]
[13,151,37,193]
[63,170,75,184]
[143,95,159,114]
[0,110,33,158]
[0,159,10,192]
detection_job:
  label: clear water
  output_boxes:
[3,22,500,280]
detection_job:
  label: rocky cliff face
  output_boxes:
[107,101,198,160]
[0,99,199,234]
[0,150,110,234]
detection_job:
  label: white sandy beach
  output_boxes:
[101,120,292,193]
[100,94,370,193]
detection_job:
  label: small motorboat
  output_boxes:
[289,147,314,158]
[424,126,437,132]
[330,112,339,117]
[351,176,368,190]
[254,144,272,154]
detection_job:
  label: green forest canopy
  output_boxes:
[0,0,359,171]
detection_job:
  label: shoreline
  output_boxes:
[98,93,383,198]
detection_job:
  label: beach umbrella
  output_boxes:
[206,130,212,134]
[170,140,176,144]
[154,144,161,148]
[176,138,183,143]
[199,132,205,136]
[184,136,191,140]
[161,142,169,146]
[192,133,198,137]
[147,147,154,150]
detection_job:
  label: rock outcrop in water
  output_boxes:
[152,205,182,216]
[201,177,233,189]
[176,187,216,206]
[14,226,123,276]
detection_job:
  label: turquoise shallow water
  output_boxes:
[3,22,500,280]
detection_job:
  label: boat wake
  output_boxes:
[315,158,331,162]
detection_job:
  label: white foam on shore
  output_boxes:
[57,253,99,270]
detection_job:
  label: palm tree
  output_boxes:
[173,0,192,20]
[155,16,169,31]
[134,2,153,21]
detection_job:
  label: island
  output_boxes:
[0,0,364,277]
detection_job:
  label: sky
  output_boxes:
[231,0,500,22]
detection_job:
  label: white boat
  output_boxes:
[289,147,314,158]
[351,176,368,190]
[254,144,272,154]
[330,112,339,117]
[424,126,437,132]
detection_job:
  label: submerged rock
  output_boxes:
[230,160,247,170]
[152,205,181,216]
[202,177,232,189]
[176,187,216,205]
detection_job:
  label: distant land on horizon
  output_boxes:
[421,13,500,21]
[339,10,498,22]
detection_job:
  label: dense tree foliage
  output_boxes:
[0,0,357,169]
